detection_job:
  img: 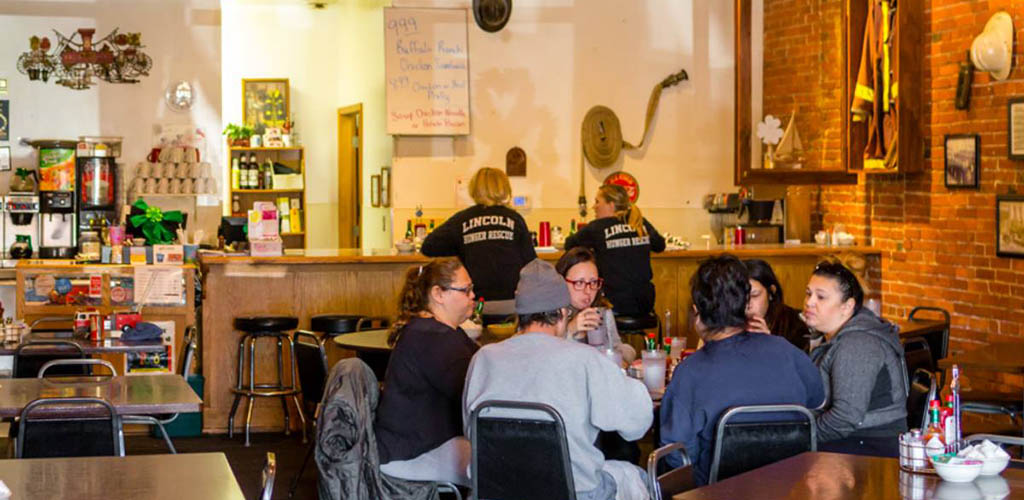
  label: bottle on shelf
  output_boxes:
[404,220,414,241]
[248,153,259,189]
[568,219,577,237]
[428,219,436,233]
[240,154,250,189]
[263,159,274,190]
[231,155,240,190]
[231,194,241,216]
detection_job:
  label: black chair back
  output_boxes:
[709,405,816,484]
[180,326,198,377]
[17,397,122,458]
[909,306,950,359]
[903,336,934,377]
[294,331,328,414]
[13,341,86,378]
[647,442,695,500]
[470,400,576,500]
[39,358,117,378]
[907,368,936,429]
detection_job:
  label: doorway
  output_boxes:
[337,104,362,248]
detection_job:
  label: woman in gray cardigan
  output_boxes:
[804,260,908,457]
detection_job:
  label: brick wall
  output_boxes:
[787,2,1024,390]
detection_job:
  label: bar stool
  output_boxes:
[228,316,307,447]
[614,312,661,354]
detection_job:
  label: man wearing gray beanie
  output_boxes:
[463,259,653,500]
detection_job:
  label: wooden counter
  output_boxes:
[200,244,879,434]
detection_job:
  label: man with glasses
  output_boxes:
[463,259,653,499]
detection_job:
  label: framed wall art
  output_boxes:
[944,134,979,188]
[0,100,9,141]
[0,146,9,171]
[242,79,289,135]
[997,194,1024,258]
[1009,98,1024,160]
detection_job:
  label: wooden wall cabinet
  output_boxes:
[228,146,308,250]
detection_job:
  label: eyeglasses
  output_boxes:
[444,284,474,296]
[565,278,603,291]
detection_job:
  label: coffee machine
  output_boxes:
[76,147,118,238]
[3,195,41,265]
[32,140,78,258]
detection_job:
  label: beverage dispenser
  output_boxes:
[31,140,77,258]
[76,137,121,239]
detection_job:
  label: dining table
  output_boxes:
[0,452,244,499]
[672,451,1023,499]
[0,336,167,356]
[0,373,201,418]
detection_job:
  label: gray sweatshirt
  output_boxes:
[463,332,653,496]
[810,308,909,441]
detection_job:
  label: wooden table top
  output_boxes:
[938,341,1024,374]
[0,336,166,355]
[0,374,202,418]
[332,328,392,353]
[0,452,244,499]
[673,451,1024,499]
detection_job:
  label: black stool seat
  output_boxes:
[615,312,659,332]
[310,314,363,335]
[234,317,298,333]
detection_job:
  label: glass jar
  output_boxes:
[9,234,33,259]
[80,231,101,261]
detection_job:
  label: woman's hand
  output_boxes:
[572,308,603,335]
[747,315,771,335]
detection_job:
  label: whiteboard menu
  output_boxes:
[384,8,471,135]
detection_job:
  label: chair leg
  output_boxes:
[154,421,177,454]
[245,335,257,447]
[228,393,242,439]
[292,394,307,444]
[287,442,316,499]
[244,393,255,447]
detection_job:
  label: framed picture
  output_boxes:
[0,146,9,171]
[242,79,289,135]
[997,195,1024,258]
[1009,98,1024,160]
[944,134,980,188]
[0,100,9,141]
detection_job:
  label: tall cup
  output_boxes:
[538,221,551,247]
[641,350,667,391]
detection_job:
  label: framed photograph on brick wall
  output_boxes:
[944,134,979,188]
[997,195,1024,258]
[1009,98,1024,160]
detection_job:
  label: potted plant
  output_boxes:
[222,123,254,147]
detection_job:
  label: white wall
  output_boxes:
[390,0,736,242]
[221,0,392,250]
[0,0,222,197]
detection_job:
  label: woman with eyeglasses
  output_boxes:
[555,247,636,363]
[375,258,480,486]
[804,258,907,457]
[564,184,665,317]
[743,259,809,351]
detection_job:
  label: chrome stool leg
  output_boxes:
[228,332,250,438]
[277,334,291,436]
[244,334,257,447]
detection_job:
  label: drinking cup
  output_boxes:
[158,148,171,162]
[170,147,185,163]
[187,163,199,178]
[137,162,151,178]
[156,178,170,194]
[143,178,157,194]
[669,337,687,360]
[538,221,551,247]
[169,179,181,194]
[181,178,194,194]
[603,348,624,370]
[641,350,667,391]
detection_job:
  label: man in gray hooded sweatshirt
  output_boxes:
[805,261,908,456]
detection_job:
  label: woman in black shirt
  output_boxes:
[421,167,536,305]
[375,257,479,486]
[564,184,665,316]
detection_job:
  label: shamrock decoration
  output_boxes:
[756,115,784,146]
[129,199,184,244]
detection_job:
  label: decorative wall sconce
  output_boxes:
[16,28,152,90]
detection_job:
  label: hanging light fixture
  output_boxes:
[16,28,152,90]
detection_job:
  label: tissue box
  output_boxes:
[250,238,283,257]
[272,174,304,190]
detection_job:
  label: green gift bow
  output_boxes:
[129,199,184,244]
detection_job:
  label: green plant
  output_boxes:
[222,123,254,140]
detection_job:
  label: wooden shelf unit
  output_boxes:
[228,146,308,249]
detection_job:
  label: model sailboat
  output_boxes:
[772,110,805,168]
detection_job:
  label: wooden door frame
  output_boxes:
[337,103,363,248]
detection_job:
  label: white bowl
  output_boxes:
[979,455,1010,476]
[931,456,983,483]
[395,241,415,253]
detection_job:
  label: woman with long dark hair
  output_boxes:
[743,259,809,351]
[375,257,479,486]
[555,247,636,363]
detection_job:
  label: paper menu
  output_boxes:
[133,265,184,305]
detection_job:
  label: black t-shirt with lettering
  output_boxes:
[421,204,537,302]
[564,216,666,316]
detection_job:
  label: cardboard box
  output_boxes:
[272,174,303,190]
[250,238,283,257]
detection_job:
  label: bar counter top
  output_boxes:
[199,243,879,265]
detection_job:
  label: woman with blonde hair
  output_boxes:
[375,257,479,486]
[565,184,665,316]
[421,167,536,308]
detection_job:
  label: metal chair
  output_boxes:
[903,336,935,378]
[17,397,124,458]
[708,404,817,484]
[286,330,329,498]
[907,368,937,430]
[908,306,950,361]
[259,451,277,500]
[470,400,576,500]
[13,340,86,378]
[646,442,695,500]
[38,358,117,378]
[28,316,77,336]
[122,326,199,453]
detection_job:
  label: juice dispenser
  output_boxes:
[31,140,77,258]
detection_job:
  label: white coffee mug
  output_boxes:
[184,178,196,194]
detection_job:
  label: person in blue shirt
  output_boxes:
[660,255,825,486]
